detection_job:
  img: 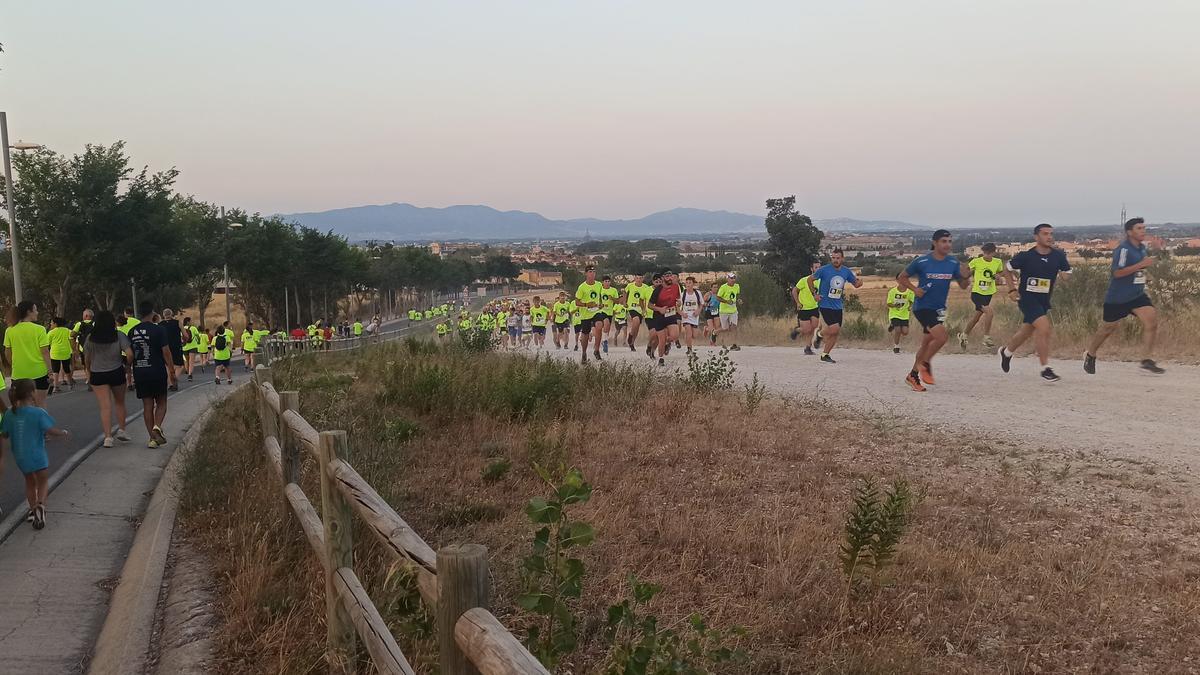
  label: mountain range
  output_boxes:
[277,202,925,241]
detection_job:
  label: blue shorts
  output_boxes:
[1018,298,1050,324]
[507,327,520,338]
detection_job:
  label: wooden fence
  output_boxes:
[252,364,549,674]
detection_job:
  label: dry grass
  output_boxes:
[181,342,1200,673]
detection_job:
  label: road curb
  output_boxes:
[87,382,248,675]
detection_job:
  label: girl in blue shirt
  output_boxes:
[2,379,70,529]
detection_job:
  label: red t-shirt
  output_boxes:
[650,284,680,317]
[290,328,306,339]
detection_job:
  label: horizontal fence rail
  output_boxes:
[253,357,548,675]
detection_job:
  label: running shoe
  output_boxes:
[602,340,608,353]
[709,332,717,345]
[905,372,927,392]
[983,335,995,348]
[33,504,45,530]
[116,430,131,442]
[893,346,901,354]
[813,330,824,349]
[730,344,740,351]
[1040,367,1061,383]
[658,357,665,366]
[148,438,160,449]
[675,340,682,349]
[789,327,799,341]
[958,332,968,351]
[1083,352,1097,375]
[804,346,815,356]
[629,341,635,352]
[102,437,114,448]
[169,383,179,392]
[26,510,35,522]
[919,362,935,385]
[1140,359,1165,375]
[573,344,578,352]
[227,379,232,384]
[819,353,835,364]
[593,351,601,361]
[214,378,221,385]
[646,343,655,358]
[187,374,193,382]
[153,426,167,444]
[998,347,1012,373]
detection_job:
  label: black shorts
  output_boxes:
[887,317,910,332]
[913,308,946,333]
[971,292,994,312]
[573,324,583,334]
[796,308,819,321]
[592,312,610,323]
[818,308,843,326]
[134,374,168,400]
[652,314,680,331]
[1103,295,1153,323]
[172,354,185,367]
[1018,298,1050,324]
[215,358,231,367]
[51,358,72,374]
[628,310,644,321]
[89,366,126,388]
[554,321,569,331]
[532,326,546,335]
[32,375,50,391]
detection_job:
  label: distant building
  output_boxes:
[517,269,563,287]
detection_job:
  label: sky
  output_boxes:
[3,1,1199,228]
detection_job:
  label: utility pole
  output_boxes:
[1,112,24,302]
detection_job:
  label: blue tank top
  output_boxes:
[706,294,720,312]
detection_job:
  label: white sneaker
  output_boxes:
[102,437,114,448]
[116,430,132,442]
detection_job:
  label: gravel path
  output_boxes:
[545,341,1200,474]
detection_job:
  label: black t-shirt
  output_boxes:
[161,319,183,354]
[129,322,167,379]
[1009,247,1071,306]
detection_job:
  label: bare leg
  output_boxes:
[1132,305,1158,358]
[93,384,113,437]
[1032,316,1052,366]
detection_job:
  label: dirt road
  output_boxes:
[547,342,1200,473]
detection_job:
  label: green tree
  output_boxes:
[760,196,823,287]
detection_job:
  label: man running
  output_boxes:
[530,296,549,349]
[899,230,968,391]
[644,273,663,358]
[213,321,234,384]
[48,317,75,393]
[679,276,705,352]
[1084,217,1165,375]
[885,273,915,354]
[598,275,619,353]
[623,274,652,352]
[129,301,176,448]
[790,261,821,355]
[714,272,742,351]
[160,309,184,391]
[71,309,94,384]
[958,242,1004,350]
[575,264,604,362]
[998,223,1072,383]
[648,269,682,366]
[552,292,571,349]
[808,249,862,363]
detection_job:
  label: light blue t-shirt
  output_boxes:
[1,406,55,475]
[812,264,857,310]
[905,254,962,311]
[1105,240,1148,305]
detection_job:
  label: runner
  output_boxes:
[520,305,533,349]
[898,230,968,392]
[128,301,176,448]
[790,262,822,356]
[505,306,521,350]
[958,243,1004,350]
[1084,217,1166,375]
[714,272,742,350]
[647,269,682,366]
[118,307,139,335]
[82,310,134,447]
[623,275,652,352]
[679,276,706,352]
[570,299,583,351]
[645,273,663,358]
[197,327,212,367]
[575,265,604,362]
[213,322,234,385]
[885,273,916,354]
[71,309,94,383]
[807,249,863,363]
[181,316,199,381]
[611,300,627,344]
[2,379,69,529]
[497,304,510,350]
[551,292,571,349]
[160,309,184,391]
[48,316,76,393]
[998,223,1072,383]
[703,282,722,345]
[4,301,52,406]
[598,276,619,353]
[436,319,449,344]
[530,296,549,349]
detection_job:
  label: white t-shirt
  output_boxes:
[681,289,704,324]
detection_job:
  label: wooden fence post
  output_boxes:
[279,391,300,485]
[319,430,357,671]
[437,544,489,675]
[254,366,277,440]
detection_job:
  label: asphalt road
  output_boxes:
[0,314,434,518]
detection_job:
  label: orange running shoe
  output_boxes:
[919,362,935,385]
[905,372,927,392]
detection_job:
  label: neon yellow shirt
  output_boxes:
[458,318,472,331]
[624,282,650,315]
[4,321,50,379]
[575,281,603,320]
[353,322,363,335]
[716,282,741,315]
[552,301,571,324]
[198,333,210,353]
[48,326,73,360]
[887,287,915,321]
[794,275,820,310]
[969,256,1004,296]
[569,301,582,326]
[436,322,449,335]
[613,303,627,321]
[600,286,619,313]
[242,330,258,351]
[118,317,140,335]
[530,305,549,327]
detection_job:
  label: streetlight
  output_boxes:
[225,221,244,323]
[0,111,43,302]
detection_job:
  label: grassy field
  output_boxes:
[738,261,1200,363]
[179,340,1200,673]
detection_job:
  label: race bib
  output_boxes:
[1134,271,1146,285]
[829,288,843,299]
[937,308,947,320]
[664,307,677,317]
[1026,277,1051,294]
[977,280,992,290]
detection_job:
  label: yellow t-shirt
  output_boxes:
[716,282,740,315]
[530,305,549,327]
[569,301,582,326]
[887,287,915,321]
[552,301,571,324]
[48,326,74,360]
[4,321,50,379]
[600,286,619,314]
[575,281,603,320]
[794,275,820,310]
[624,283,650,315]
[969,256,1004,296]
[118,317,140,335]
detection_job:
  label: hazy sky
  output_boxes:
[3,1,1199,227]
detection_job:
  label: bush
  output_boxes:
[456,327,499,353]
[839,315,885,341]
[683,347,736,392]
[735,266,792,318]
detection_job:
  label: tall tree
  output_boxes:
[760,196,823,286]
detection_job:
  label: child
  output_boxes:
[48,316,77,393]
[2,379,69,529]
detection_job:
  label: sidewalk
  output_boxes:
[0,382,232,674]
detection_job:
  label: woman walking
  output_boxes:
[4,301,53,406]
[82,311,134,447]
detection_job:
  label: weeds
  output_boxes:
[741,372,766,414]
[683,346,736,392]
[839,478,918,592]
[482,457,512,483]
